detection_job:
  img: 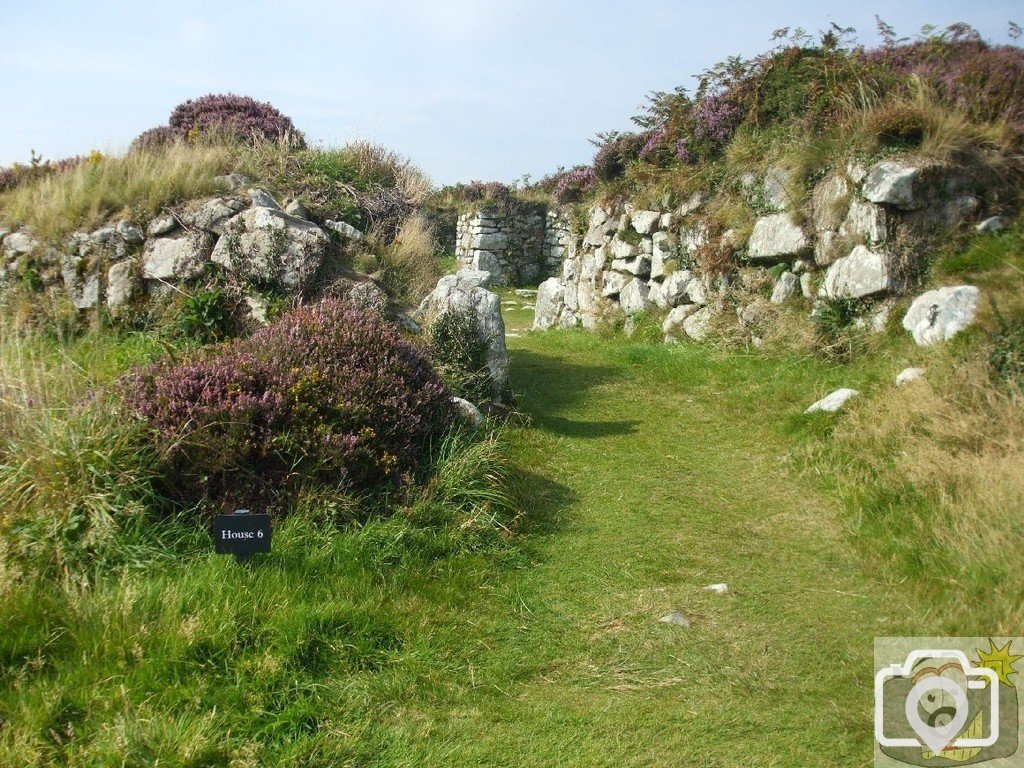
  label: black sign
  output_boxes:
[213,512,271,555]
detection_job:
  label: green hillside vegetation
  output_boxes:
[1,22,1023,767]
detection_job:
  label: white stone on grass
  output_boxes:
[805,388,859,414]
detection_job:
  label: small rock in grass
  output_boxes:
[895,367,925,386]
[452,396,483,426]
[805,388,859,414]
[704,583,728,595]
[975,216,1008,235]
[658,611,691,628]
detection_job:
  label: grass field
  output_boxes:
[1,295,963,766]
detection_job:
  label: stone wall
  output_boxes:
[534,157,1008,346]
[455,204,570,286]
[0,175,377,320]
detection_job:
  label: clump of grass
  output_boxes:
[378,214,440,305]
[832,348,1024,633]
[0,142,232,241]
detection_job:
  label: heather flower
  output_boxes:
[692,93,742,144]
[170,93,305,148]
[592,132,646,181]
[553,166,596,204]
[675,139,697,165]
[124,299,456,509]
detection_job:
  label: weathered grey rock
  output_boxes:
[142,235,209,281]
[685,277,708,306]
[662,304,699,342]
[106,260,138,311]
[822,245,894,299]
[902,285,980,346]
[676,191,706,218]
[452,396,484,426]
[763,166,792,212]
[608,237,639,261]
[770,271,799,304]
[3,231,39,256]
[631,209,661,235]
[214,173,252,191]
[747,214,809,262]
[895,367,925,386]
[602,271,630,298]
[814,230,840,267]
[805,388,859,414]
[534,277,572,331]
[650,232,673,280]
[514,289,538,298]
[189,197,245,234]
[284,199,311,220]
[248,188,281,210]
[862,161,921,210]
[658,611,691,628]
[452,269,493,289]
[610,254,651,277]
[211,207,328,291]
[148,214,178,237]
[90,226,117,244]
[471,232,508,250]
[683,306,713,341]
[115,221,145,244]
[324,219,365,241]
[471,250,502,282]
[619,279,651,315]
[656,269,693,309]
[943,195,980,226]
[800,272,814,298]
[60,256,101,309]
[244,295,270,325]
[812,174,850,231]
[792,259,809,274]
[975,216,1009,234]
[415,273,509,401]
[839,200,887,244]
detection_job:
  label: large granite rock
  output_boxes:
[821,245,895,299]
[106,259,138,312]
[142,234,210,282]
[212,207,329,292]
[415,272,510,401]
[619,278,651,315]
[534,277,574,331]
[901,285,980,346]
[747,214,809,262]
[862,161,922,210]
[662,304,699,342]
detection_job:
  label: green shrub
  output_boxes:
[124,299,457,510]
[988,309,1024,387]
[173,288,233,343]
[429,309,493,404]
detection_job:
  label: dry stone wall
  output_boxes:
[455,205,571,286]
[534,156,1007,347]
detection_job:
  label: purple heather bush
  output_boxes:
[553,166,596,204]
[674,139,697,165]
[128,93,305,152]
[0,154,87,194]
[124,299,457,509]
[591,132,647,182]
[691,93,743,144]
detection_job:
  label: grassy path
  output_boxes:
[405,303,928,766]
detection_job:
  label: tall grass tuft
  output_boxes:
[832,349,1024,633]
[378,214,440,304]
[0,330,165,583]
[0,142,232,241]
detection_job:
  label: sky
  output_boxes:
[0,1,1019,185]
